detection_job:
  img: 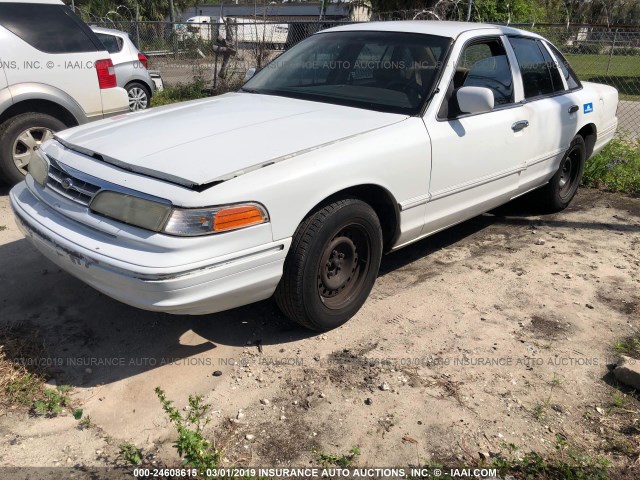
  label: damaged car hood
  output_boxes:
[54,92,408,188]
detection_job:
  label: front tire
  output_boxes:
[275,199,383,331]
[535,135,586,212]
[0,113,65,185]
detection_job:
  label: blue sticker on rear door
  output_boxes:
[584,102,593,114]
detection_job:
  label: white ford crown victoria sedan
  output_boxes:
[10,21,618,331]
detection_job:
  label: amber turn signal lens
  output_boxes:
[213,205,266,232]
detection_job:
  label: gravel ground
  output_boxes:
[0,186,639,473]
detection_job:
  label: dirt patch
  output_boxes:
[597,284,640,316]
[528,315,572,340]
[1,188,640,474]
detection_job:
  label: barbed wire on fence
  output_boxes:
[90,17,640,137]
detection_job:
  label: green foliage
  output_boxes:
[5,373,42,405]
[313,446,361,467]
[613,335,640,359]
[471,0,544,24]
[582,136,640,195]
[119,442,143,465]
[155,387,221,471]
[491,437,610,479]
[73,408,83,420]
[152,79,208,107]
[78,415,94,430]
[71,0,192,22]
[32,386,71,416]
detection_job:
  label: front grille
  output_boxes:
[46,161,101,206]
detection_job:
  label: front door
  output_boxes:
[424,36,529,235]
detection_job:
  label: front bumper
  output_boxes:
[10,182,290,315]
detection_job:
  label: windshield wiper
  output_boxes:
[240,87,260,94]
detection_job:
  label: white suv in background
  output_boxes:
[0,0,128,184]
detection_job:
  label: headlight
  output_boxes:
[90,191,172,232]
[163,203,269,236]
[29,148,49,186]
[90,191,268,236]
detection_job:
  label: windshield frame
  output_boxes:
[242,30,454,116]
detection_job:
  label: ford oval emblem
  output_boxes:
[61,178,74,190]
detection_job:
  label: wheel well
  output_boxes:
[0,99,78,128]
[125,80,152,97]
[309,184,400,252]
[577,123,597,158]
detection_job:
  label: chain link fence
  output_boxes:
[520,24,640,138]
[92,19,640,137]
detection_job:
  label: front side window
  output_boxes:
[509,37,561,99]
[243,31,451,115]
[0,3,102,53]
[95,33,123,54]
[439,38,514,119]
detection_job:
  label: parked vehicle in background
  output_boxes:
[184,16,289,49]
[0,0,128,185]
[90,26,156,112]
[11,22,618,331]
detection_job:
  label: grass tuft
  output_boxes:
[583,136,640,195]
[151,78,209,107]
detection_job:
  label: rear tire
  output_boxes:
[535,135,586,212]
[126,82,151,111]
[275,199,383,331]
[0,113,65,185]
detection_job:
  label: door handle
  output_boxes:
[568,105,579,114]
[511,120,529,132]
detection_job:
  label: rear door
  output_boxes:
[0,3,110,119]
[506,36,580,194]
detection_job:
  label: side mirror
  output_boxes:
[456,86,494,115]
[244,67,257,83]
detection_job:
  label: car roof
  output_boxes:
[90,26,129,38]
[323,20,542,40]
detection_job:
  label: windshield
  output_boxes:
[243,30,452,115]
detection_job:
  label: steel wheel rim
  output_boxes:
[12,127,54,175]
[317,224,371,310]
[128,87,148,111]
[558,147,581,199]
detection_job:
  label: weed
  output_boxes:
[313,446,361,467]
[5,373,42,405]
[155,387,221,471]
[532,374,562,421]
[583,136,640,195]
[119,442,143,465]
[152,79,208,107]
[611,391,628,409]
[491,435,610,479]
[613,335,640,359]
[1,323,48,408]
[78,415,94,430]
[32,386,71,416]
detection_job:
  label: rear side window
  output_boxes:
[0,3,102,53]
[509,37,558,99]
[95,33,123,54]
[545,42,581,90]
